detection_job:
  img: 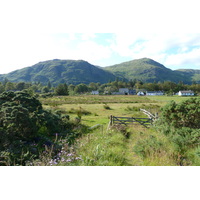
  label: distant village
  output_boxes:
[91,88,195,96]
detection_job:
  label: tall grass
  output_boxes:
[74,126,130,166]
[127,126,178,166]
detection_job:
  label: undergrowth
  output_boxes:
[75,126,130,166]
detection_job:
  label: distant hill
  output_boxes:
[105,58,192,83]
[175,69,200,83]
[0,59,116,85]
[0,58,200,85]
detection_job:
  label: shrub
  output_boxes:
[157,98,200,129]
[0,91,75,165]
[103,103,112,110]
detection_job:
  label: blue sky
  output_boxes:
[0,0,200,74]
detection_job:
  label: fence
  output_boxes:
[140,109,158,122]
[110,115,153,128]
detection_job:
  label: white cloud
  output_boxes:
[165,48,200,68]
[110,33,200,69]
[1,32,200,73]
[68,40,113,64]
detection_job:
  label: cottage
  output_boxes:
[146,91,164,96]
[91,90,99,95]
[178,90,194,96]
[137,91,145,96]
[113,88,136,95]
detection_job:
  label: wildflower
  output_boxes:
[67,153,74,157]
[66,159,72,162]
[49,160,54,166]
[75,157,83,161]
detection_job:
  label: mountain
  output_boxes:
[104,58,191,83]
[0,58,200,85]
[0,59,116,85]
[175,69,200,83]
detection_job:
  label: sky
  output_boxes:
[0,0,200,74]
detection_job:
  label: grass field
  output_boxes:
[41,95,198,127]
[39,95,200,166]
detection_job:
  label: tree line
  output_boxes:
[1,78,200,96]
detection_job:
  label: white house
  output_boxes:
[137,91,145,96]
[91,90,99,95]
[146,91,164,96]
[178,90,194,96]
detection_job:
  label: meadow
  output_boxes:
[40,95,193,127]
[34,95,200,166]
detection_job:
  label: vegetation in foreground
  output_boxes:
[1,92,200,166]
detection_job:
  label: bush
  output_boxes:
[0,91,74,165]
[156,98,200,165]
[103,103,112,110]
[157,98,200,129]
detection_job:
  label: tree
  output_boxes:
[74,84,88,94]
[0,83,5,93]
[47,81,52,89]
[16,82,26,91]
[42,86,49,93]
[55,83,69,95]
[5,82,15,91]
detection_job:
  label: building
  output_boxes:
[178,90,194,96]
[137,91,145,96]
[119,88,129,95]
[113,88,136,95]
[91,90,99,95]
[146,91,164,96]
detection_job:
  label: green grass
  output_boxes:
[41,95,161,127]
[75,127,130,166]
[147,95,200,104]
[40,95,157,105]
[44,102,160,126]
[42,95,198,127]
[39,95,200,166]
[126,126,178,166]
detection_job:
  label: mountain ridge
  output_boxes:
[0,58,200,85]
[104,58,194,83]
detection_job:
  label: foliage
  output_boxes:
[55,83,69,95]
[103,103,112,110]
[155,97,200,165]
[158,98,200,129]
[170,128,200,153]
[0,91,77,165]
[133,135,163,158]
[75,128,129,166]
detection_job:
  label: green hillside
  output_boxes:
[0,58,199,85]
[175,69,200,83]
[105,58,190,83]
[0,59,116,85]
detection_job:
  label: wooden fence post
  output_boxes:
[110,115,113,126]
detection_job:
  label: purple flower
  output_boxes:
[67,153,73,157]
[75,157,83,161]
